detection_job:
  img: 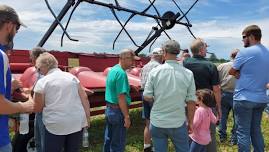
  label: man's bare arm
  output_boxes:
[0,95,33,114]
[118,94,131,128]
[186,100,196,134]
[213,85,222,119]
[229,67,240,79]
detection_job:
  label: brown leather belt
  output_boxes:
[106,103,120,109]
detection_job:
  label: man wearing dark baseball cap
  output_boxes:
[0,4,26,27]
[0,5,26,47]
[0,4,32,152]
[143,39,196,152]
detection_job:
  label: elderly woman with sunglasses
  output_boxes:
[32,52,90,152]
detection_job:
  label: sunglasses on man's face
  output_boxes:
[242,35,248,39]
[12,22,20,31]
[16,24,20,31]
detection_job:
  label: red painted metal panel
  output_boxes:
[8,50,149,116]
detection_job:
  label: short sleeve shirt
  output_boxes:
[140,60,160,89]
[232,44,269,103]
[34,68,87,135]
[105,64,131,105]
[183,55,220,90]
[217,61,236,93]
[143,60,196,128]
[0,45,12,147]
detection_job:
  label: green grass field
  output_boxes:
[82,108,269,152]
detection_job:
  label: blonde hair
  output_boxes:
[36,52,58,70]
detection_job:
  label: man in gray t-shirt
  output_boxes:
[217,49,239,145]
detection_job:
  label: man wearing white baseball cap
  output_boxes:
[141,48,163,152]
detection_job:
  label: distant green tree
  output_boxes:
[209,53,218,62]
[138,53,147,57]
[219,58,229,63]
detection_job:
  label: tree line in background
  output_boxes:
[208,53,230,63]
[139,52,230,63]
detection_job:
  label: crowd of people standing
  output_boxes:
[1,4,269,152]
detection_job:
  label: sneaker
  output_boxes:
[265,107,269,115]
[230,139,237,146]
[219,136,227,143]
[144,146,153,152]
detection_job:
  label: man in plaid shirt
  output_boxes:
[141,48,163,152]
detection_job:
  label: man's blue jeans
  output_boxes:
[103,107,126,152]
[150,122,189,152]
[233,100,267,152]
[189,139,206,152]
[35,112,45,152]
[218,92,237,141]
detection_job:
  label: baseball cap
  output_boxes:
[151,48,163,55]
[119,48,140,60]
[162,40,180,54]
[0,5,26,27]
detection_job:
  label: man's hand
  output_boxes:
[11,79,22,93]
[124,116,131,128]
[217,107,222,120]
[234,71,240,79]
[118,94,131,128]
[18,99,34,113]
[188,123,193,134]
[229,68,240,79]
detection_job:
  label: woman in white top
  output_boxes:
[32,52,90,152]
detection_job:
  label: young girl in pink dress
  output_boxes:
[189,89,218,152]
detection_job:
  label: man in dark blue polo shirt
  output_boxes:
[183,38,221,152]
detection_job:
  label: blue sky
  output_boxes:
[1,0,269,59]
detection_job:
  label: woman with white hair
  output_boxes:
[32,52,90,152]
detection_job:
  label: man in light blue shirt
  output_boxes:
[229,25,269,152]
[143,40,196,152]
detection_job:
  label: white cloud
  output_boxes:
[2,0,269,59]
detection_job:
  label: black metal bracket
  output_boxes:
[38,0,78,47]
[37,0,199,54]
